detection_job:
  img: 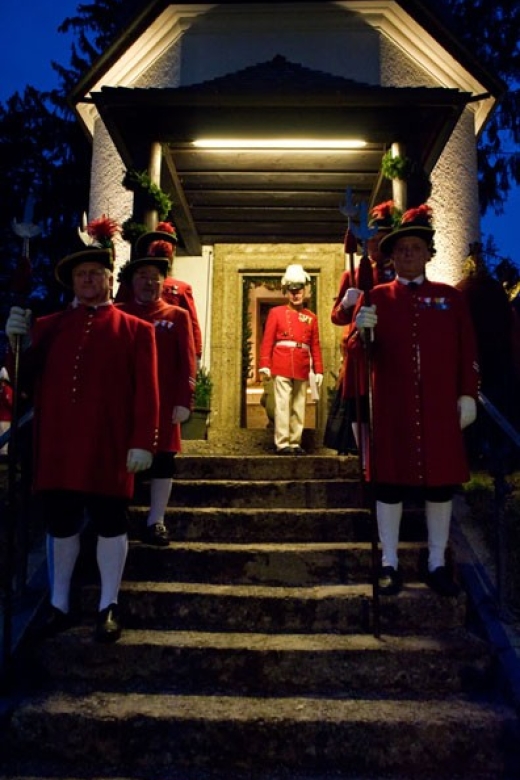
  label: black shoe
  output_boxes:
[292,446,306,455]
[95,604,122,643]
[143,522,169,546]
[378,566,403,596]
[276,447,294,455]
[425,566,460,598]
[39,606,74,639]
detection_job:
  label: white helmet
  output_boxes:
[281,264,310,290]
[0,367,9,382]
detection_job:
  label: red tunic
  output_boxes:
[260,305,323,380]
[115,277,203,358]
[0,382,12,422]
[119,299,196,452]
[331,263,395,399]
[161,278,203,359]
[27,304,159,497]
[348,279,479,486]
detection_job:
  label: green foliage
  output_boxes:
[194,367,212,409]
[381,151,411,180]
[121,219,148,247]
[122,169,173,221]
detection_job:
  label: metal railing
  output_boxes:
[0,407,42,673]
[476,391,520,620]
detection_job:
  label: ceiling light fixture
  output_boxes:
[192,138,367,149]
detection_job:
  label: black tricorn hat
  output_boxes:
[134,221,177,257]
[378,204,435,255]
[120,221,177,284]
[54,216,119,288]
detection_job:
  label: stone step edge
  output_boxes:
[117,581,452,599]
[132,506,370,516]
[49,627,488,655]
[128,540,424,553]
[18,691,514,725]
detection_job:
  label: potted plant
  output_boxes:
[181,367,212,439]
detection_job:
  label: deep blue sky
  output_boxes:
[1,0,517,266]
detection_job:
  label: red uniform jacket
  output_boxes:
[25,304,159,498]
[161,278,203,359]
[119,299,196,452]
[0,382,12,422]
[115,277,203,358]
[331,263,395,399]
[348,279,479,486]
[260,305,323,380]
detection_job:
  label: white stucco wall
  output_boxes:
[380,38,480,284]
[179,3,380,85]
[90,120,133,271]
[429,110,480,285]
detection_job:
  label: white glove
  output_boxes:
[458,395,477,430]
[126,448,153,473]
[172,405,190,424]
[6,306,32,350]
[196,357,202,371]
[314,373,323,389]
[259,367,271,379]
[341,288,361,310]
[355,305,377,331]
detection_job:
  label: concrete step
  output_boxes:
[137,478,363,509]
[173,453,361,481]
[123,540,430,586]
[128,505,427,543]
[35,627,493,698]
[77,581,467,635]
[7,691,518,777]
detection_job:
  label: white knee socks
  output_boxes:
[147,478,173,527]
[425,500,452,572]
[376,501,403,569]
[96,534,128,611]
[47,533,81,614]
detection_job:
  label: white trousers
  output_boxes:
[273,375,308,450]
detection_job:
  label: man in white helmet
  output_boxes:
[259,264,324,455]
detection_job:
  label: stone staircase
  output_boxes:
[1,448,520,779]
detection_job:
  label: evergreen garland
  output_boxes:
[381,150,412,180]
[122,169,173,220]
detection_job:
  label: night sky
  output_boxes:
[1,0,517,265]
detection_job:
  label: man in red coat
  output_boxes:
[350,205,479,597]
[115,221,203,362]
[327,201,397,454]
[259,264,324,455]
[6,217,159,642]
[118,230,196,546]
[161,277,202,363]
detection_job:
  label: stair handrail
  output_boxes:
[1,406,35,672]
[476,391,520,619]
